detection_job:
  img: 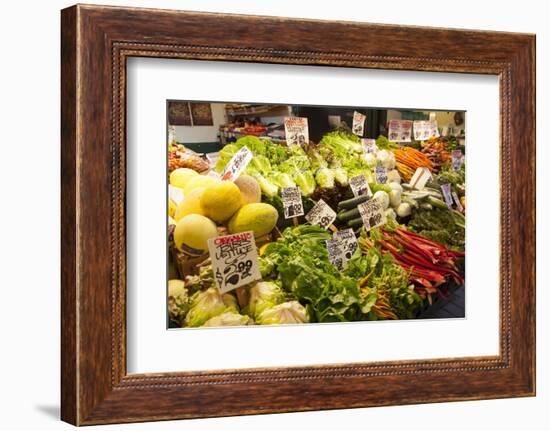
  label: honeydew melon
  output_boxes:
[169,168,198,189]
[228,203,278,238]
[200,181,243,223]
[174,214,218,256]
[182,175,219,195]
[174,187,206,221]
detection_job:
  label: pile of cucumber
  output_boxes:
[336,195,370,229]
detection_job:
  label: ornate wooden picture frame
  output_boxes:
[61,4,535,425]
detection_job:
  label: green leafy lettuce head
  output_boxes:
[185,287,239,327]
[167,279,189,323]
[201,312,252,327]
[257,301,308,325]
[315,167,336,189]
[293,170,316,197]
[247,281,285,318]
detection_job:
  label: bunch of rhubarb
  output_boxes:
[362,226,464,299]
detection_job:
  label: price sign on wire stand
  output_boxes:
[375,166,388,184]
[358,198,387,231]
[208,231,262,294]
[333,228,358,261]
[325,239,347,271]
[349,175,372,197]
[284,117,309,146]
[305,199,337,231]
[352,111,366,136]
[451,150,463,171]
[452,191,464,212]
[441,183,453,209]
[220,146,253,181]
[281,186,305,222]
[361,138,378,155]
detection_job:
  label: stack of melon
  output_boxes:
[169,168,279,256]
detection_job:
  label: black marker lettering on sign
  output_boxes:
[305,199,337,230]
[207,231,261,293]
[281,186,305,218]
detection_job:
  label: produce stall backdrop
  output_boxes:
[167,101,466,329]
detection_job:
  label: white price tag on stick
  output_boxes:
[352,111,366,136]
[220,146,253,181]
[358,199,387,231]
[281,186,304,218]
[349,175,372,197]
[361,138,378,154]
[305,199,337,230]
[333,228,358,261]
[208,231,262,294]
[284,117,309,146]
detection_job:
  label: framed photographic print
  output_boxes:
[61,4,535,425]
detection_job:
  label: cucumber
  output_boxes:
[428,196,448,210]
[337,207,360,222]
[337,194,369,211]
[347,217,364,229]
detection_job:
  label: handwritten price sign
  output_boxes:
[281,186,304,218]
[358,198,387,231]
[284,117,309,146]
[305,199,337,230]
[388,120,413,142]
[352,111,366,136]
[208,231,262,293]
[220,146,253,181]
[333,228,358,261]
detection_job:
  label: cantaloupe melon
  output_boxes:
[234,175,261,205]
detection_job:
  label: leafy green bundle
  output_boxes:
[408,208,465,250]
[260,225,374,323]
[348,241,423,320]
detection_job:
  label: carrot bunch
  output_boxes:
[393,147,434,181]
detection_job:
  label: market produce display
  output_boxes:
[168,125,466,328]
